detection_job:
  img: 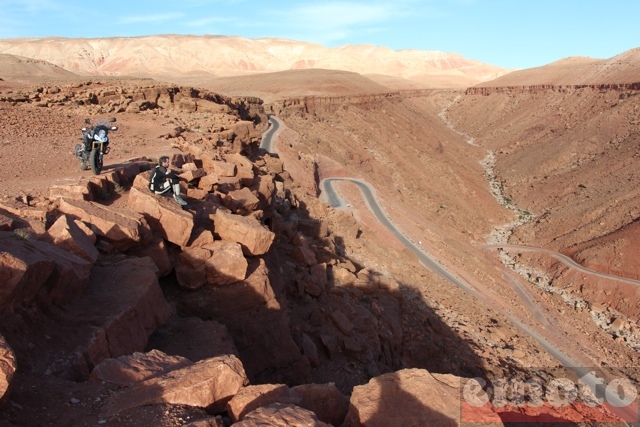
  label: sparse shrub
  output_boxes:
[13,229,32,241]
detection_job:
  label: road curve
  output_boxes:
[320,177,483,298]
[262,116,639,420]
[483,244,640,287]
[260,114,281,152]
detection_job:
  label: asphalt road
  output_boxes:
[484,244,640,286]
[260,114,280,152]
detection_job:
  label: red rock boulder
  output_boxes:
[101,354,248,416]
[342,369,489,427]
[213,210,274,256]
[0,230,92,311]
[128,183,194,247]
[175,241,248,288]
[41,214,99,263]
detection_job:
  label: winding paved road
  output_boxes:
[260,114,280,152]
[261,116,639,422]
[484,244,640,286]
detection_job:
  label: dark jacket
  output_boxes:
[149,165,178,192]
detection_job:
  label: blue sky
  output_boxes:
[1,0,639,70]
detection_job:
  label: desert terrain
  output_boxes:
[0,36,639,426]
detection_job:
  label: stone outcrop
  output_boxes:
[128,180,194,247]
[221,187,260,214]
[213,210,275,256]
[57,198,151,251]
[101,354,248,416]
[176,240,248,288]
[41,214,99,263]
[0,230,92,311]
[227,383,348,426]
[342,369,490,427]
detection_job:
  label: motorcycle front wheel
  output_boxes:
[89,148,103,175]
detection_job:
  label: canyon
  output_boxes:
[0,36,639,425]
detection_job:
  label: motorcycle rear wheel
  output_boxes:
[89,148,102,175]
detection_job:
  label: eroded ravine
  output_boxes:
[263,114,639,421]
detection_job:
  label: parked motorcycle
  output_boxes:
[74,117,117,175]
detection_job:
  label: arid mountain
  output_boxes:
[474,47,640,86]
[0,34,508,88]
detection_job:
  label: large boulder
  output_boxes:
[251,175,276,211]
[101,355,248,416]
[227,383,348,426]
[342,369,487,427]
[57,198,150,251]
[49,182,92,201]
[228,153,255,186]
[198,173,219,192]
[208,160,236,177]
[221,187,260,214]
[227,384,290,423]
[41,214,99,263]
[0,231,92,311]
[175,241,247,288]
[69,257,171,362]
[128,181,194,247]
[213,210,274,256]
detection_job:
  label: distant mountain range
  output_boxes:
[0,35,510,88]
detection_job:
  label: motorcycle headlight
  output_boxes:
[94,129,108,143]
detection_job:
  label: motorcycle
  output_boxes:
[74,117,118,175]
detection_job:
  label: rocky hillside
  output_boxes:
[0,35,509,88]
[0,78,544,426]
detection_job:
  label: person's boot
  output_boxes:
[172,183,188,206]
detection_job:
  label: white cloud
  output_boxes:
[118,12,186,25]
